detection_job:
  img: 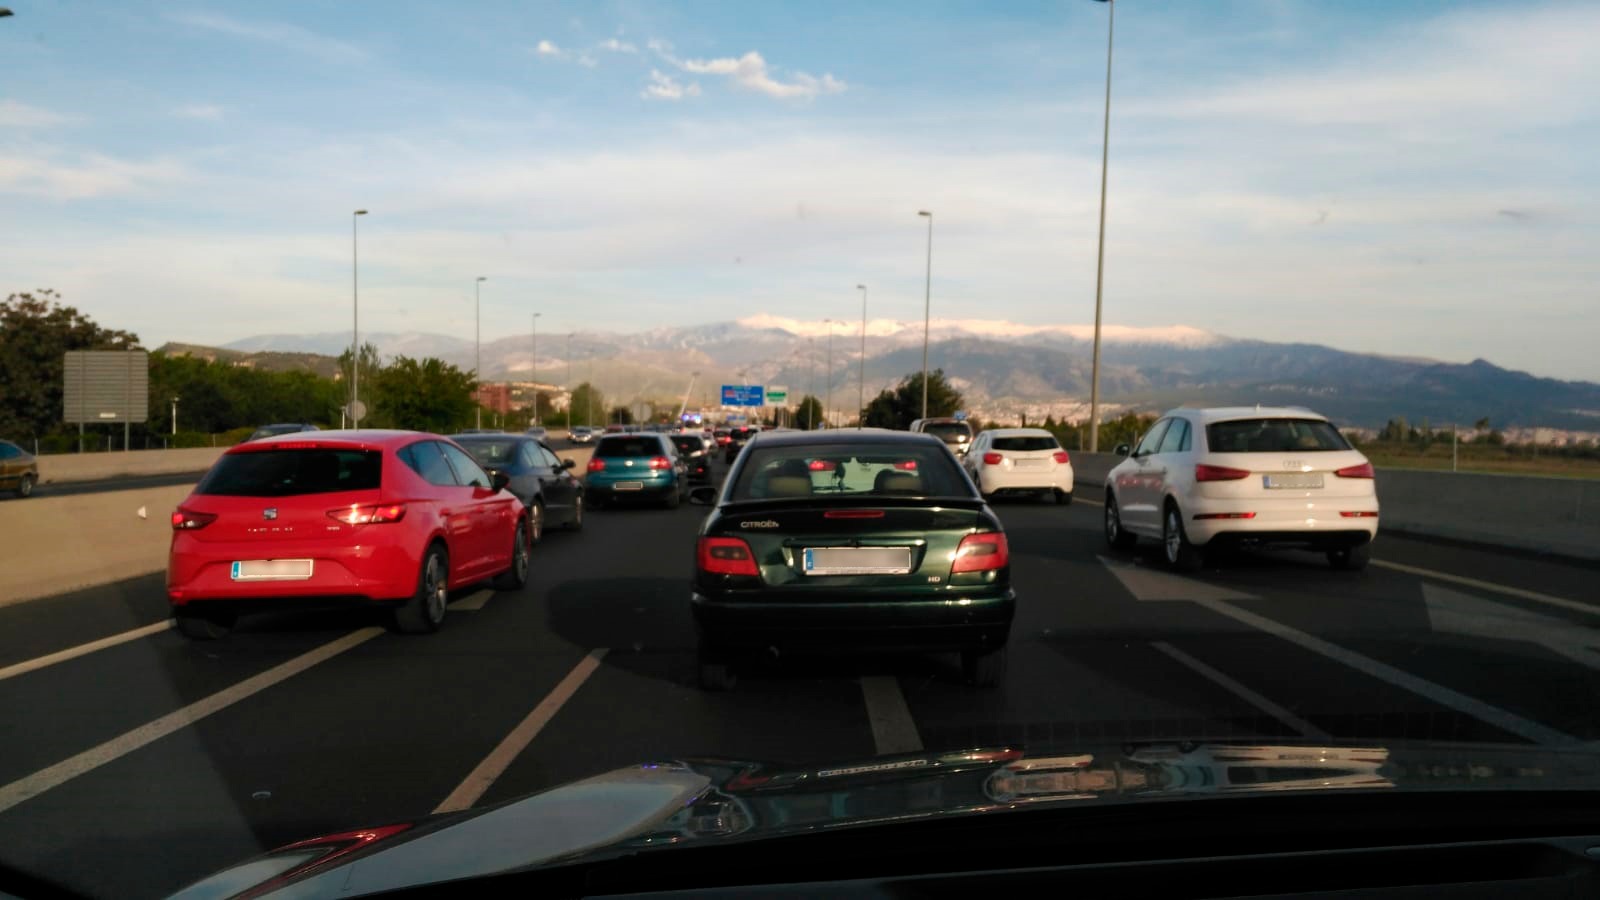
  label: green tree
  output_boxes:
[0,290,141,439]
[793,394,824,430]
[608,405,635,425]
[568,382,606,428]
[860,369,964,430]
[371,356,475,431]
[336,342,384,414]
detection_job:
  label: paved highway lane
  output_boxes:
[2,470,1599,897]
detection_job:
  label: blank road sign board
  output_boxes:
[63,350,149,424]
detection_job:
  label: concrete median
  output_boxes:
[37,447,225,485]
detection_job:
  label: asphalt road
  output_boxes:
[3,459,1599,898]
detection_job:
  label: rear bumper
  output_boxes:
[588,477,679,502]
[167,535,419,607]
[977,465,1074,495]
[1182,496,1380,547]
[691,590,1015,653]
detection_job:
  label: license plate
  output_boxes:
[1014,458,1047,468]
[613,481,644,491]
[803,547,913,575]
[1264,473,1324,489]
[230,559,313,581]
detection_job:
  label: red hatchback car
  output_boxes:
[167,430,530,639]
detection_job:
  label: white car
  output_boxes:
[964,428,1074,504]
[1103,407,1379,571]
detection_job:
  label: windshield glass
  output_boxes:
[992,435,1059,452]
[596,437,663,458]
[1207,419,1351,453]
[456,439,520,466]
[923,423,972,444]
[195,449,381,497]
[729,442,972,500]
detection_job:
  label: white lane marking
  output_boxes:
[0,627,384,816]
[1374,559,1597,618]
[860,676,923,755]
[1423,584,1600,672]
[1075,496,1103,506]
[0,620,173,684]
[451,590,494,612]
[1096,555,1255,603]
[1097,557,1578,747]
[1150,641,1331,739]
[434,648,608,814]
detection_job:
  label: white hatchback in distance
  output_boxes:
[964,428,1074,504]
[1103,407,1379,571]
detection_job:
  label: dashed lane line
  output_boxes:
[1150,640,1331,740]
[1372,559,1596,618]
[860,676,923,755]
[0,620,173,684]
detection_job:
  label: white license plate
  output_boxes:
[803,547,913,575]
[1014,458,1047,468]
[1264,473,1324,490]
[613,481,644,491]
[230,559,313,581]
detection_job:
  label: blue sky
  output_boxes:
[3,1,1597,379]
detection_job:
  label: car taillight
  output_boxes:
[1194,512,1256,520]
[808,459,836,471]
[648,456,672,470]
[586,458,606,473]
[894,460,918,471]
[952,532,1009,574]
[1340,511,1379,518]
[1335,462,1376,478]
[1195,464,1251,482]
[982,452,1003,466]
[697,536,759,576]
[327,503,407,525]
[1053,451,1071,464]
[170,507,217,531]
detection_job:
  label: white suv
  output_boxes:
[964,428,1074,504]
[1103,407,1379,571]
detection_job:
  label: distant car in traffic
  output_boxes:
[166,430,529,639]
[669,433,714,483]
[0,439,39,498]
[712,427,732,449]
[568,425,596,444]
[964,428,1073,504]
[524,426,549,441]
[453,432,585,539]
[722,425,756,463]
[689,429,1014,690]
[245,423,319,442]
[585,433,689,508]
[909,417,973,458]
[1104,407,1379,571]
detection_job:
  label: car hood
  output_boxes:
[172,740,1600,898]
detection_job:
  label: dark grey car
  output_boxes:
[453,433,585,541]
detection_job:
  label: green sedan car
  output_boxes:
[689,429,1015,691]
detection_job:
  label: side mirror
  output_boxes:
[489,470,511,492]
[689,486,718,506]
[1114,443,1131,457]
[560,458,576,469]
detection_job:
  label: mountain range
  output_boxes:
[203,318,1600,431]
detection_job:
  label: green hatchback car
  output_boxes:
[689,429,1014,691]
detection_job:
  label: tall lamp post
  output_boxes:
[1087,0,1115,452]
[807,337,817,429]
[351,209,368,426]
[474,276,487,429]
[917,210,933,420]
[824,319,835,429]
[566,332,574,429]
[856,284,868,429]
[530,312,542,426]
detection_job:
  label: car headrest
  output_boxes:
[766,476,813,498]
[873,470,922,494]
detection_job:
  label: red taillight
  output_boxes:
[1335,462,1375,479]
[952,532,1009,574]
[1195,464,1251,482]
[808,459,836,471]
[717,436,731,444]
[648,456,673,470]
[982,452,1003,466]
[170,507,217,531]
[327,503,407,525]
[697,536,759,576]
[587,458,606,473]
[1194,512,1256,520]
[1052,451,1071,464]
[893,460,918,471]
[1340,511,1379,518]
[824,509,884,519]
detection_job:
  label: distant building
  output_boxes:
[474,383,514,414]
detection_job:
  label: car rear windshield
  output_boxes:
[1206,418,1351,453]
[992,435,1059,452]
[729,442,973,501]
[922,422,972,443]
[457,439,520,466]
[671,436,703,452]
[596,437,663,457]
[196,448,382,497]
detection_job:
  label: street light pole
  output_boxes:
[856,284,868,429]
[808,337,816,429]
[474,276,487,429]
[824,319,835,429]
[530,312,542,426]
[171,396,179,435]
[917,210,933,420]
[1087,0,1115,453]
[351,209,367,427]
[566,332,574,428]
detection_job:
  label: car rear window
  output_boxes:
[992,435,1058,452]
[457,439,520,466]
[729,442,973,501]
[197,448,381,497]
[671,436,703,452]
[596,437,663,457]
[1206,418,1351,453]
[922,422,972,443]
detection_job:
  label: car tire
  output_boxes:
[1104,492,1137,551]
[528,500,544,545]
[1163,502,1203,572]
[962,645,1008,688]
[1327,544,1372,571]
[565,494,584,532]
[492,521,530,591]
[697,646,737,691]
[1055,489,1072,506]
[174,607,235,640]
[16,474,35,498]
[394,543,448,634]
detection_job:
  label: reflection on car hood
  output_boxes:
[172,740,1600,898]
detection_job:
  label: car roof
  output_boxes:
[454,432,534,442]
[229,429,428,452]
[748,428,944,448]
[1173,406,1330,424]
[984,428,1055,437]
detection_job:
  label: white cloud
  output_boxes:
[535,39,563,58]
[0,152,187,199]
[598,38,637,54]
[676,51,846,100]
[640,70,700,102]
[0,100,72,129]
[577,53,598,69]
[172,104,225,121]
[646,38,674,55]
[167,12,368,64]
[536,39,596,67]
